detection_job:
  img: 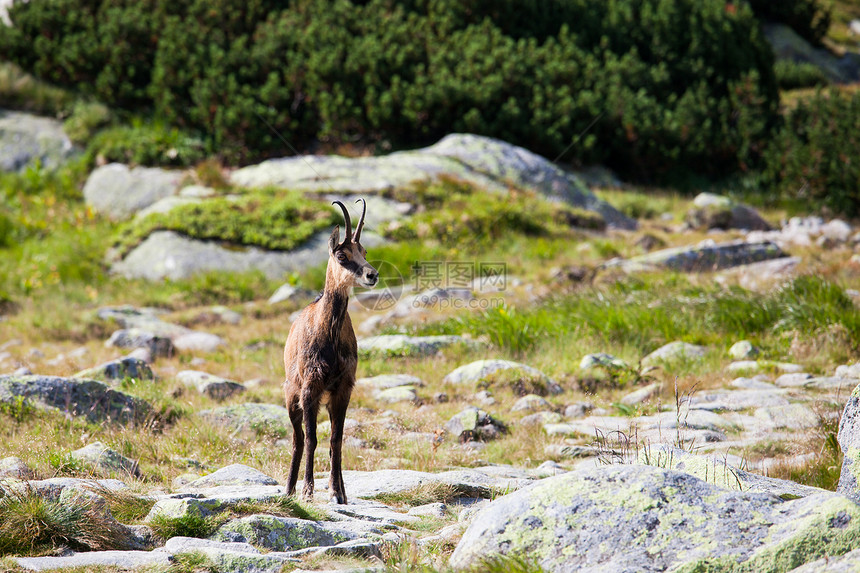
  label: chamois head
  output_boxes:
[328,199,378,290]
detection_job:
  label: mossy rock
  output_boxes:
[450,464,860,572]
[111,190,337,259]
[210,514,354,551]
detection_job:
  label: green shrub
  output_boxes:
[760,89,860,216]
[1,0,779,178]
[63,101,113,145]
[773,60,829,90]
[112,191,337,258]
[86,120,207,167]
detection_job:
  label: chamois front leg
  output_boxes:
[301,392,320,500]
[286,397,304,498]
[327,395,350,504]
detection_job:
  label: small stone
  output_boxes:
[835,363,860,380]
[820,219,852,243]
[579,353,629,371]
[12,366,32,376]
[71,442,140,477]
[444,359,561,394]
[512,394,550,412]
[519,412,563,426]
[126,347,152,364]
[357,374,424,389]
[730,377,775,390]
[474,390,495,406]
[728,340,759,360]
[106,329,175,359]
[408,503,447,518]
[726,360,761,374]
[173,332,224,353]
[183,464,278,489]
[543,444,600,458]
[564,403,592,419]
[444,407,505,442]
[433,392,449,403]
[620,382,661,406]
[0,456,35,479]
[642,342,707,367]
[176,370,245,401]
[268,284,315,305]
[73,357,154,381]
[373,386,418,404]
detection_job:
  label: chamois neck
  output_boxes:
[319,262,351,335]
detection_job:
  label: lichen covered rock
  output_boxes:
[0,375,151,424]
[450,464,860,572]
[838,383,860,502]
[211,514,354,551]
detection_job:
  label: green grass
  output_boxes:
[0,488,131,556]
[111,190,338,259]
[413,275,860,362]
[148,513,224,540]
[87,485,156,524]
[381,179,603,249]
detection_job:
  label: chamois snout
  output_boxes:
[360,265,379,288]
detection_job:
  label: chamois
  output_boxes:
[283,198,378,504]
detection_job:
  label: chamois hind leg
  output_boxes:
[327,394,350,504]
[301,391,320,500]
[286,396,304,498]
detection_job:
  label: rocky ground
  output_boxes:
[4,115,860,571]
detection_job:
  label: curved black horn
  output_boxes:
[353,198,367,243]
[332,201,352,243]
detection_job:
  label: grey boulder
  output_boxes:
[83,163,183,220]
[0,109,76,172]
[607,239,787,273]
[685,192,772,231]
[211,514,354,551]
[231,133,635,230]
[73,356,154,381]
[838,383,860,502]
[0,375,151,424]
[70,442,140,477]
[449,464,860,572]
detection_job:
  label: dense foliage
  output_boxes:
[1,0,779,179]
[761,90,860,216]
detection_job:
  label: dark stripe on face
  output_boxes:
[340,260,360,273]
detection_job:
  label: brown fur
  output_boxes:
[283,200,377,503]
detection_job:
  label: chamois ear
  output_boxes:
[329,226,340,252]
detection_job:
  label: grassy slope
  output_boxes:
[0,58,857,571]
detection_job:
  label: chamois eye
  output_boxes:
[337,253,347,263]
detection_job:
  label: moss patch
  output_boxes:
[112,191,337,258]
[381,178,604,248]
